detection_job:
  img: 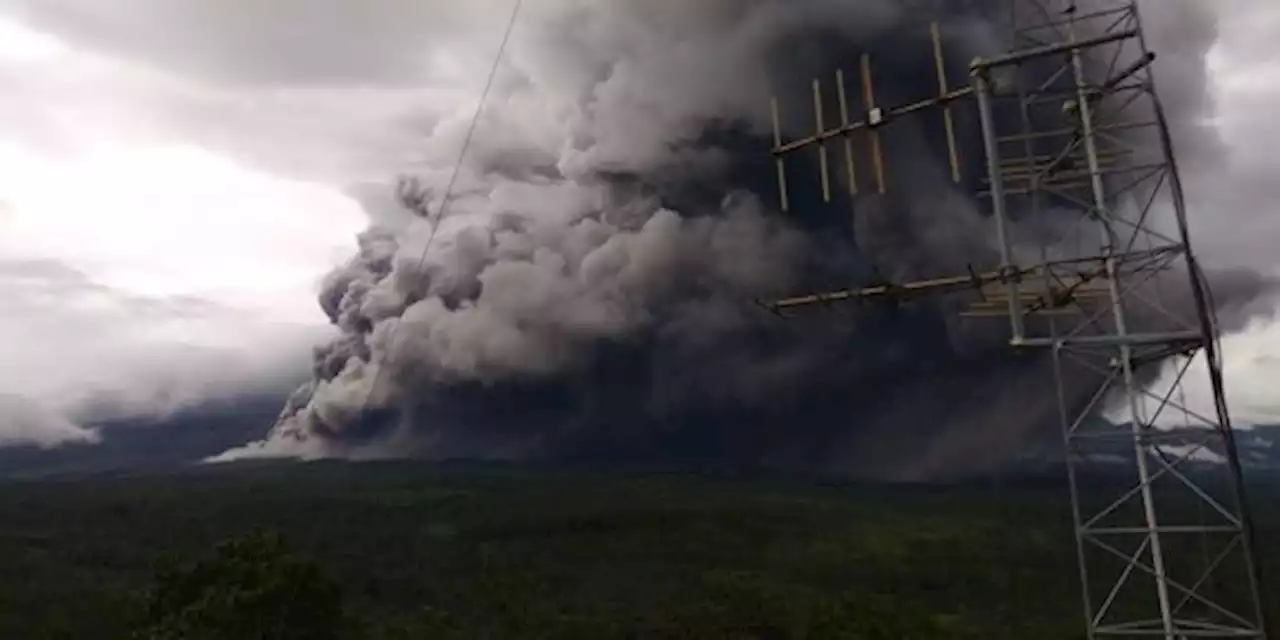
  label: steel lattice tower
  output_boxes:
[763,2,1269,637]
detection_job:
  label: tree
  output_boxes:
[133,530,348,640]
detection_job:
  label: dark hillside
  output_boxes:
[0,464,1274,638]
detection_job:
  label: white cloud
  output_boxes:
[1136,314,1280,429]
[0,142,365,319]
[0,14,64,62]
[0,394,99,448]
[0,15,369,446]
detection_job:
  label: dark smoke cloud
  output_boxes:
[218,0,1274,480]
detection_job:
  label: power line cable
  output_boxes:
[354,0,525,427]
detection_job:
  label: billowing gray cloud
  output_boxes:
[208,0,1279,480]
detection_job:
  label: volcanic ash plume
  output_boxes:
[218,0,1265,480]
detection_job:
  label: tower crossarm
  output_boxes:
[759,265,1027,315]
[759,247,1175,316]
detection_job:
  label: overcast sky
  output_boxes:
[0,0,1277,448]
